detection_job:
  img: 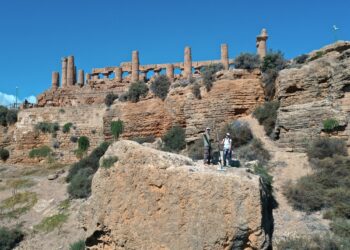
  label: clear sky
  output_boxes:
[0,0,349,105]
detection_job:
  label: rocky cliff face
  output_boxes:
[276,42,350,151]
[80,140,272,250]
[104,70,265,141]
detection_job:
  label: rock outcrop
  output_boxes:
[276,41,350,151]
[80,140,272,250]
[104,70,264,141]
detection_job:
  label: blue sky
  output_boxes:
[0,0,349,105]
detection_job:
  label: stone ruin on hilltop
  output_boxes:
[36,29,268,107]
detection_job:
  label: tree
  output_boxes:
[234,53,260,70]
[111,119,124,140]
[150,75,171,100]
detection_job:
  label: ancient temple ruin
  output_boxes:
[39,29,268,107]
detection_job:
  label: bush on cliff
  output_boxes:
[35,122,60,134]
[0,226,24,250]
[201,63,224,92]
[111,119,124,140]
[220,121,253,148]
[234,53,261,70]
[78,136,90,152]
[306,137,347,160]
[237,138,271,165]
[127,81,149,102]
[150,75,171,100]
[62,122,73,133]
[162,125,186,152]
[322,118,340,133]
[0,148,10,161]
[260,51,287,100]
[253,101,279,137]
[104,93,119,107]
[0,106,18,127]
[67,142,110,198]
[294,54,309,64]
[29,146,52,158]
[285,136,350,241]
[187,139,204,160]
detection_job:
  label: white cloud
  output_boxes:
[0,92,37,107]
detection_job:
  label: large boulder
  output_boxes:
[80,140,272,250]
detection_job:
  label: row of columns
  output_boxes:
[52,29,268,90]
[52,55,85,90]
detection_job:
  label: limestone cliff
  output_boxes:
[275,41,350,151]
[80,140,272,250]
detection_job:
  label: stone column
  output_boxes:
[67,56,75,86]
[184,46,192,79]
[51,71,59,90]
[114,67,122,82]
[61,57,67,88]
[166,64,174,80]
[131,50,139,82]
[78,69,84,86]
[221,44,229,70]
[85,73,91,84]
[256,28,268,59]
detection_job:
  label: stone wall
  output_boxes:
[275,42,350,152]
[10,105,106,164]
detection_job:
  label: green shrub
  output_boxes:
[62,122,73,133]
[128,81,149,102]
[220,121,253,148]
[35,122,60,134]
[0,106,8,126]
[6,109,18,125]
[237,138,270,165]
[67,142,110,198]
[275,234,341,250]
[323,118,340,132]
[187,139,204,160]
[201,63,224,92]
[101,156,118,169]
[331,219,350,238]
[253,101,279,137]
[192,83,201,99]
[70,240,86,250]
[260,51,286,100]
[111,119,124,140]
[131,135,156,144]
[150,75,171,100]
[29,146,52,158]
[309,51,325,61]
[0,227,24,250]
[306,137,347,160]
[162,125,186,152]
[294,54,309,64]
[34,213,68,233]
[0,148,10,161]
[261,51,287,73]
[104,93,119,107]
[78,136,90,152]
[233,53,260,70]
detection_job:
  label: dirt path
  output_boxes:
[239,115,330,243]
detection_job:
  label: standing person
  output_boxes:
[203,127,211,164]
[222,133,232,166]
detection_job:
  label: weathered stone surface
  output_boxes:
[11,105,106,164]
[80,140,272,250]
[275,42,350,151]
[104,71,265,141]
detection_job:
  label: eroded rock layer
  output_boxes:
[276,42,350,151]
